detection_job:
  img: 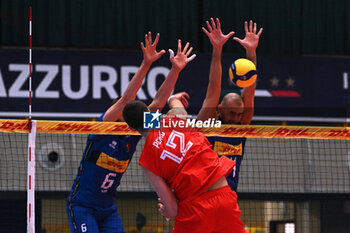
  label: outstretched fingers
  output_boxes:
[202,27,210,37]
[158,49,166,56]
[233,37,243,44]
[152,33,160,46]
[170,41,196,69]
[253,22,257,34]
[244,21,248,33]
[183,42,190,54]
[177,39,182,54]
[210,18,217,30]
[142,33,148,49]
[206,20,213,32]
[141,31,166,63]
[205,17,220,31]
[147,31,152,46]
[215,18,221,29]
[243,20,263,36]
[180,41,196,61]
[141,32,149,51]
[185,47,193,57]
[227,31,235,38]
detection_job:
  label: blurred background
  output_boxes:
[2,0,350,55]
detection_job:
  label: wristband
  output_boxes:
[167,95,176,103]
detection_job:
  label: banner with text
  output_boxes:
[0,48,349,121]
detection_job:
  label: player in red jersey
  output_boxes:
[168,19,263,193]
[122,101,244,233]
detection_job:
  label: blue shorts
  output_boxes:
[67,202,125,233]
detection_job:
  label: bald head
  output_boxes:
[221,93,243,107]
[218,93,244,124]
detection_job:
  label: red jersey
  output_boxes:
[139,116,235,202]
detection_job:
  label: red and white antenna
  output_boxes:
[27,6,36,233]
[29,6,32,122]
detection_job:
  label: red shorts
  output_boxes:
[173,186,244,233]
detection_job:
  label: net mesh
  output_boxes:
[1,120,350,233]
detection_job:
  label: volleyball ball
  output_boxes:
[228,58,257,88]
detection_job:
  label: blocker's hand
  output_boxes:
[233,20,263,53]
[168,39,196,71]
[168,92,190,108]
[157,198,167,217]
[202,18,235,49]
[141,32,166,65]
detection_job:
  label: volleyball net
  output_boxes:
[1,119,350,233]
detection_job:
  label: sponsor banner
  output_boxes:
[1,119,350,140]
[198,125,350,140]
[0,48,349,119]
[0,119,30,133]
[0,119,137,135]
[96,153,130,173]
[213,141,243,156]
[37,120,138,135]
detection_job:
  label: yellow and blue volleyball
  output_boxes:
[228,58,257,88]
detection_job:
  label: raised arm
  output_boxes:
[233,20,262,66]
[103,32,165,122]
[197,18,234,121]
[148,40,196,112]
[233,20,263,125]
[142,167,178,218]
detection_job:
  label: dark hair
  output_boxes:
[123,100,148,130]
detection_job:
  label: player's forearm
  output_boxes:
[197,47,222,121]
[246,49,257,66]
[103,60,151,122]
[142,167,178,218]
[163,204,178,218]
[241,82,256,125]
[158,191,178,218]
[241,49,257,124]
[148,67,181,111]
[208,47,223,99]
[206,46,223,103]
[122,59,152,102]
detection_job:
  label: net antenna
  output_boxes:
[27,5,37,233]
[29,5,32,122]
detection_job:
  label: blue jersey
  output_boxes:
[68,113,141,208]
[207,136,246,192]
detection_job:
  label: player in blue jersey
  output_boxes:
[168,19,262,192]
[67,33,196,233]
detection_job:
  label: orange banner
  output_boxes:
[1,119,350,140]
[0,120,30,133]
